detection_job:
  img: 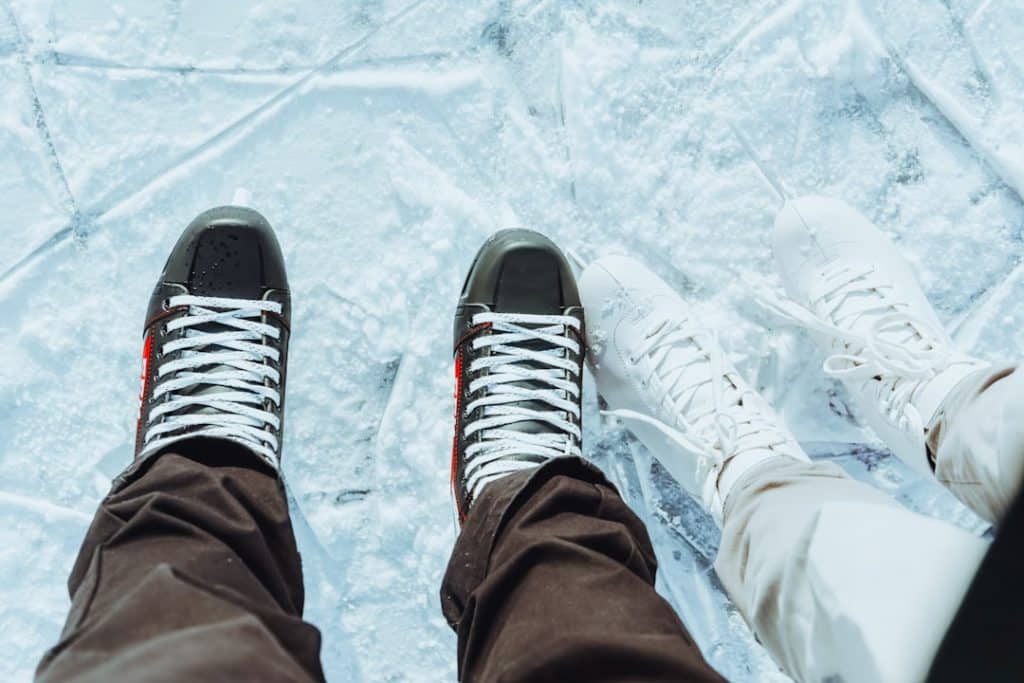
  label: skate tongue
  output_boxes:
[173,320,267,419]
[655,335,744,431]
[180,364,240,416]
[826,272,941,358]
[834,290,889,335]
[140,295,283,466]
[829,286,912,345]
[462,312,582,499]
[491,333,577,439]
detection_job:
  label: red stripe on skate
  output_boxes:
[452,347,465,523]
[135,333,153,446]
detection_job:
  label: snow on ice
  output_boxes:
[1,1,1020,680]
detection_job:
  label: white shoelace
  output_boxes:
[752,263,961,433]
[140,294,283,468]
[604,316,793,511]
[462,312,582,500]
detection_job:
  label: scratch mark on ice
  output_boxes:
[0,0,433,291]
[86,0,432,223]
[4,5,82,234]
[853,0,1024,202]
[951,256,1024,350]
[0,490,92,524]
[728,122,790,203]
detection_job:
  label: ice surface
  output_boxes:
[0,0,1019,680]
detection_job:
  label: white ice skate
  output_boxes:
[762,196,988,474]
[580,256,809,523]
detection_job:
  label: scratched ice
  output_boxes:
[1,1,1020,680]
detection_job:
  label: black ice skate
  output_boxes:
[451,229,585,523]
[130,206,291,477]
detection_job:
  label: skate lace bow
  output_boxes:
[140,295,283,467]
[752,263,954,432]
[462,312,582,500]
[603,316,791,510]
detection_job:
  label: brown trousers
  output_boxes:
[37,445,723,682]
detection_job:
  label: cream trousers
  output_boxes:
[714,367,1023,682]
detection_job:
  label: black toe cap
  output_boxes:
[454,229,580,346]
[159,206,288,299]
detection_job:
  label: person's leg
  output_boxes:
[929,365,1024,524]
[715,458,987,683]
[38,207,322,682]
[37,445,323,683]
[441,457,724,682]
[445,231,723,682]
[765,196,1021,526]
[579,254,989,682]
